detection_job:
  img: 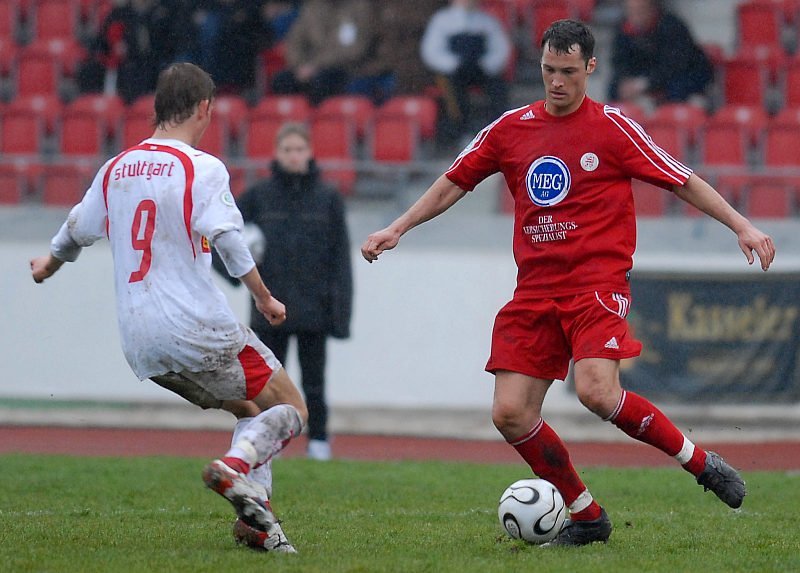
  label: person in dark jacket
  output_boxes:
[229,122,353,460]
[608,0,713,107]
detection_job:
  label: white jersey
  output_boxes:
[51,138,252,380]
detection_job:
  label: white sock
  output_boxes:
[227,404,303,467]
[673,435,696,465]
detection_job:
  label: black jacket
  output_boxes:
[222,160,353,338]
[608,11,713,103]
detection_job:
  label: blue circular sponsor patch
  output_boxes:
[526,156,571,206]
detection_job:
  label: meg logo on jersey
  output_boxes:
[526,156,570,207]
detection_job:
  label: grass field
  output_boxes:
[1,454,798,572]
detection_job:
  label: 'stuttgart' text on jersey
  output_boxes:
[445,96,692,299]
[50,139,251,380]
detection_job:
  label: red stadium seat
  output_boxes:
[481,0,517,31]
[311,116,356,195]
[744,180,794,218]
[314,94,375,140]
[243,113,285,160]
[631,179,670,217]
[14,49,59,96]
[720,56,769,108]
[68,93,125,140]
[764,120,800,166]
[529,0,576,47]
[0,160,36,203]
[129,93,155,115]
[38,162,97,206]
[647,102,708,146]
[379,95,438,140]
[212,94,248,140]
[15,38,86,96]
[31,0,78,40]
[121,108,154,149]
[0,106,45,155]
[251,94,311,122]
[6,93,62,132]
[59,108,105,156]
[780,59,800,107]
[0,0,19,40]
[196,117,226,158]
[372,114,420,163]
[710,104,769,146]
[736,1,783,50]
[698,121,750,167]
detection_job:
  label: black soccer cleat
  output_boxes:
[696,450,746,509]
[541,507,612,547]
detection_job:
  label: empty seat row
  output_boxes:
[633,174,800,219]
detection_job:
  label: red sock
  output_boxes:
[509,419,602,521]
[607,390,706,475]
[682,449,708,476]
[221,456,250,474]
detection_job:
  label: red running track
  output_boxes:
[1,426,798,470]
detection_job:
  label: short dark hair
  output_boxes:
[153,62,216,129]
[540,19,595,66]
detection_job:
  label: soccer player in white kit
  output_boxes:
[30,63,306,553]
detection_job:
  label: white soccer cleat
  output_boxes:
[233,518,297,553]
[202,459,276,532]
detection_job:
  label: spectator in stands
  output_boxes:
[354,1,446,102]
[271,0,376,105]
[608,0,713,109]
[179,0,273,96]
[420,0,511,144]
[262,0,302,42]
[77,0,177,103]
[217,122,353,461]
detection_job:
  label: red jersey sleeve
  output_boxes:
[445,110,521,191]
[603,105,692,190]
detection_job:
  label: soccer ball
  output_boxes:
[498,478,566,544]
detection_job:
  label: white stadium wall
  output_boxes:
[2,240,514,410]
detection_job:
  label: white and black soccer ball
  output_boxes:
[498,478,566,544]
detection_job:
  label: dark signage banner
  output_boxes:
[622,272,800,403]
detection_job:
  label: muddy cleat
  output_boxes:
[233,518,297,553]
[696,450,746,509]
[541,508,612,547]
[202,459,276,531]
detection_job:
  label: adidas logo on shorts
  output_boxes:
[604,337,619,349]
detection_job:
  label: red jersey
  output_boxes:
[446,96,691,299]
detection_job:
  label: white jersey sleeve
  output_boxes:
[50,159,115,262]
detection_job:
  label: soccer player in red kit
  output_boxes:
[361,19,776,546]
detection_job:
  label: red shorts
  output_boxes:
[485,291,642,381]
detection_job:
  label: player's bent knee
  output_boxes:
[491,401,527,435]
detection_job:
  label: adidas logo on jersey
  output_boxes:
[604,337,619,349]
[520,110,535,120]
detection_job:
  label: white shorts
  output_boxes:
[151,327,282,409]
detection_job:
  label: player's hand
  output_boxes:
[257,295,287,326]
[30,254,63,283]
[737,224,776,271]
[361,229,400,263]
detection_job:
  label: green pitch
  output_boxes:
[1,454,797,572]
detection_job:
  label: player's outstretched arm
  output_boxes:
[30,253,65,284]
[672,174,776,271]
[361,175,467,262]
[239,265,286,326]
